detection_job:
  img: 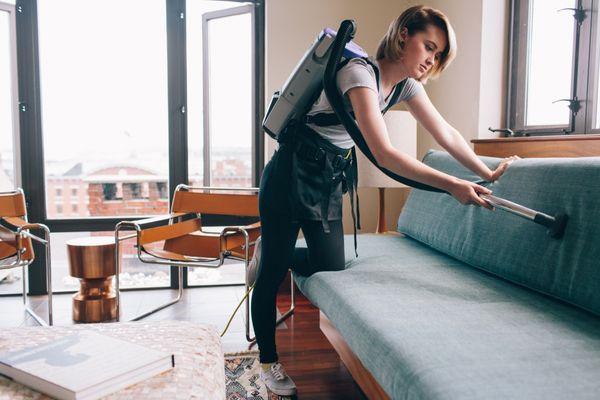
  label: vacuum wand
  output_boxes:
[480,194,568,239]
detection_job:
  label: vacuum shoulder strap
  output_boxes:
[305,58,406,127]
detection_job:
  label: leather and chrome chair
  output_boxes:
[114,184,295,341]
[0,189,53,326]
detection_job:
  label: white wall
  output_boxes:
[478,0,509,139]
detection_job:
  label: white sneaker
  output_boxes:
[246,236,261,287]
[259,362,297,396]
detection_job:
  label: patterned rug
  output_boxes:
[225,351,294,400]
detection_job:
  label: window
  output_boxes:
[56,204,63,214]
[102,183,117,201]
[156,181,168,199]
[71,204,77,213]
[0,1,21,298]
[509,0,596,135]
[55,187,62,197]
[125,183,142,199]
[37,0,169,218]
[187,1,254,188]
[0,2,18,192]
[71,187,77,196]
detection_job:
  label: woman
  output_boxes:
[250,5,518,396]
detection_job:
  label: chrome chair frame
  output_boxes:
[0,189,53,326]
[114,184,294,341]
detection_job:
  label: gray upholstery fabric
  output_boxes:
[294,234,600,400]
[398,151,600,317]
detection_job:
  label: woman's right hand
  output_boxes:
[448,178,493,209]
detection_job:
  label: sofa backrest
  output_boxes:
[398,150,600,317]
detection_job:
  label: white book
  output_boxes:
[0,330,174,400]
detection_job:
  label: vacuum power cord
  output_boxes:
[221,283,255,337]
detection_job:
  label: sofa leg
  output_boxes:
[320,312,389,400]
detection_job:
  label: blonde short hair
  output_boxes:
[376,5,457,83]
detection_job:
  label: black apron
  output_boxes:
[278,122,360,255]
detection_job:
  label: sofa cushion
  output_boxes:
[397,151,600,316]
[294,234,600,400]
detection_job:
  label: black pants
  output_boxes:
[251,145,346,363]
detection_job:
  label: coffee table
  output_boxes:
[0,321,225,399]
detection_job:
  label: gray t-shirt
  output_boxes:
[306,57,423,149]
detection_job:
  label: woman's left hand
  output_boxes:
[488,155,520,182]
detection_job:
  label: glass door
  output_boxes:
[186,1,255,286]
[0,1,22,294]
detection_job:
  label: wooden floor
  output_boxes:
[0,283,367,399]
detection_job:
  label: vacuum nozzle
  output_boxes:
[534,212,569,239]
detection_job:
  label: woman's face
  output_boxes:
[400,24,447,79]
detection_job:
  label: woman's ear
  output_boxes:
[399,27,408,48]
[400,27,408,40]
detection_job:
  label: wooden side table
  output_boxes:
[67,236,120,323]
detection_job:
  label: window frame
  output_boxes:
[0,1,21,190]
[11,0,264,296]
[584,0,600,133]
[508,0,594,136]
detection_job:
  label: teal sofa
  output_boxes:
[294,151,600,399]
